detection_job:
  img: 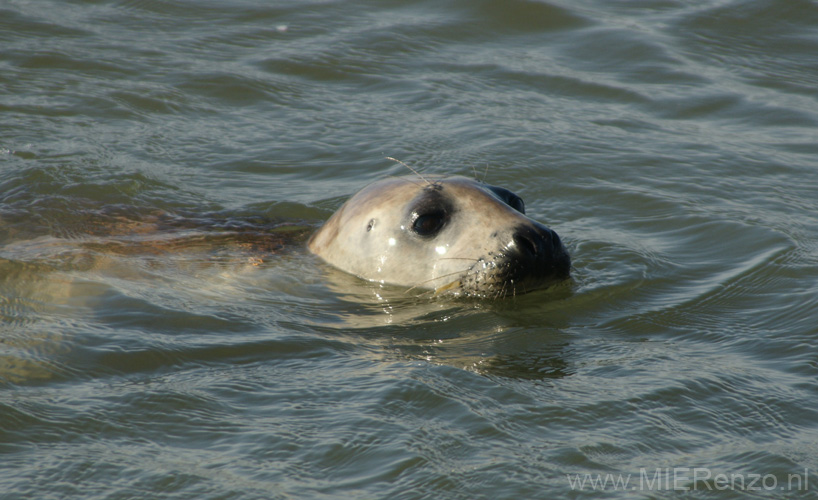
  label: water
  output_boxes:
[2,0,818,498]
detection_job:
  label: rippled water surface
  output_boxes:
[3,0,818,498]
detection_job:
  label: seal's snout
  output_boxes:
[510,223,571,280]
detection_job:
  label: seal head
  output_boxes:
[308,176,570,298]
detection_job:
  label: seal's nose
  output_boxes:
[510,223,570,279]
[512,224,558,258]
[513,226,546,259]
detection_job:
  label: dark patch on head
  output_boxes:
[486,185,526,214]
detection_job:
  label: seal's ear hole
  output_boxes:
[366,219,376,232]
[412,211,446,237]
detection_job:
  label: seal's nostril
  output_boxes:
[550,231,562,249]
[513,232,538,258]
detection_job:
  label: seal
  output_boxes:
[308,176,570,297]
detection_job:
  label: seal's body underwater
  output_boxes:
[308,176,570,297]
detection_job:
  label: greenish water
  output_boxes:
[2,0,818,498]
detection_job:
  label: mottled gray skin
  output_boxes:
[308,176,570,297]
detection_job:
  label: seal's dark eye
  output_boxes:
[412,211,446,236]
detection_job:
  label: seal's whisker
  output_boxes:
[466,160,490,183]
[386,174,425,187]
[386,157,432,185]
[404,271,468,294]
[404,268,469,294]
[496,281,509,300]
